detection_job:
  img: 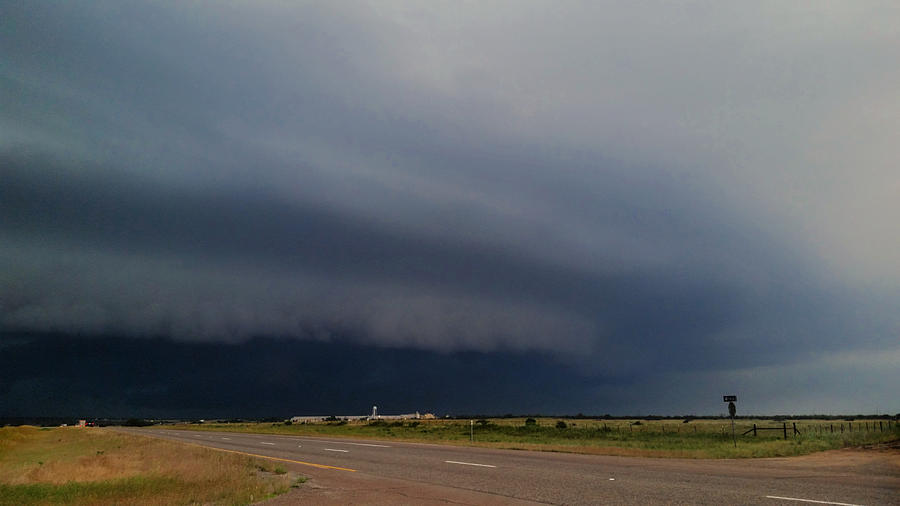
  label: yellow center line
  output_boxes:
[214,447,357,472]
[156,436,357,472]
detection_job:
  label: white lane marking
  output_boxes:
[609,478,615,481]
[765,496,862,506]
[297,444,302,447]
[324,448,349,453]
[221,437,231,440]
[444,460,496,468]
[300,438,390,448]
[261,442,276,445]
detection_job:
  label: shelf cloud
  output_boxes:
[2,2,898,413]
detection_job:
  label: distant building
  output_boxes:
[290,409,435,423]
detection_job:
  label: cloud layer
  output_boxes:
[2,1,898,412]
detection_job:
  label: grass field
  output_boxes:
[163,417,899,459]
[0,426,298,505]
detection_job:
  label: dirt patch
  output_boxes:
[856,438,900,451]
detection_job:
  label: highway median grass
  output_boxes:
[0,426,297,505]
[161,417,900,459]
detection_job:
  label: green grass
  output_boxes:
[161,418,899,459]
[0,476,178,505]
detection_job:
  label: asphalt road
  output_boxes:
[117,428,899,505]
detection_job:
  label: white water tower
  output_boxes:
[372,405,377,418]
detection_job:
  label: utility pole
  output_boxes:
[470,419,474,442]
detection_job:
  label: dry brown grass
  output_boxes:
[0,426,296,505]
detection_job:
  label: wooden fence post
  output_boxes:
[783,422,787,440]
[753,423,757,437]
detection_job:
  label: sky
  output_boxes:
[2,1,898,417]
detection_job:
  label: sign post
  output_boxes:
[723,395,737,447]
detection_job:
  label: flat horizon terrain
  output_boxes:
[120,426,900,505]
[159,416,900,459]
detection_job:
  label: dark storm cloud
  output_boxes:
[0,334,603,418]
[2,2,898,413]
[5,146,868,375]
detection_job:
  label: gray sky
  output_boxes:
[2,1,898,414]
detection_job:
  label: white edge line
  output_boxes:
[444,460,496,468]
[261,442,276,445]
[765,496,863,506]
[299,438,390,448]
[324,448,349,452]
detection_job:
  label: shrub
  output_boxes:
[284,420,292,426]
[524,418,537,426]
[476,419,490,427]
[556,421,567,429]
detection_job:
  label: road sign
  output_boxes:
[723,395,737,402]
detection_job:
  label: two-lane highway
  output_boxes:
[116,428,899,505]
